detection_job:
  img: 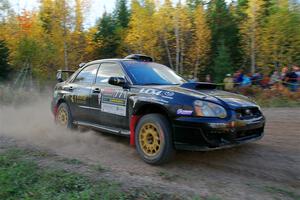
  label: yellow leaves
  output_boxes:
[260,1,300,68]
[125,0,159,59]
[192,5,211,60]
[187,5,211,76]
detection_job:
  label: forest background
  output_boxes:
[0,0,299,84]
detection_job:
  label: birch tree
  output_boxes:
[240,0,265,73]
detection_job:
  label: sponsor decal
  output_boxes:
[101,103,126,116]
[163,91,174,97]
[139,88,162,96]
[100,89,127,116]
[74,95,87,104]
[176,109,193,116]
[139,88,174,99]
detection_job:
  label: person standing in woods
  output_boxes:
[286,66,298,92]
[269,70,280,89]
[224,74,234,91]
[234,70,244,87]
[205,74,212,83]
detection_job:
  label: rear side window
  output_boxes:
[96,63,125,84]
[73,64,99,84]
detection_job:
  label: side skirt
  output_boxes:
[73,121,130,137]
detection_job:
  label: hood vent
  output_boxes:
[180,82,217,90]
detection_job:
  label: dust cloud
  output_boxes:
[0,94,130,161]
[0,90,145,173]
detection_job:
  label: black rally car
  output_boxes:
[51,54,265,164]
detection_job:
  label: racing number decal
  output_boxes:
[100,88,128,116]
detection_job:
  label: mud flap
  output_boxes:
[130,115,141,146]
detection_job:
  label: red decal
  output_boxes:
[54,105,58,116]
[130,115,141,146]
[102,88,114,94]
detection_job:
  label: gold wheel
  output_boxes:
[139,123,161,157]
[57,106,68,126]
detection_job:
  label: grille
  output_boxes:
[235,107,262,119]
[235,127,263,140]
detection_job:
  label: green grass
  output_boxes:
[192,196,222,200]
[60,158,83,165]
[0,148,166,200]
[264,186,300,200]
[92,163,106,172]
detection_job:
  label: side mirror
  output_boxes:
[108,77,127,88]
[56,71,64,82]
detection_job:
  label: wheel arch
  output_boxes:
[54,97,68,116]
[130,102,172,146]
[133,102,170,118]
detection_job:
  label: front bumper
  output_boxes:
[172,115,265,151]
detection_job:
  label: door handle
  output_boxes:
[64,86,73,91]
[92,88,100,93]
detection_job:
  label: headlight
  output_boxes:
[194,100,227,118]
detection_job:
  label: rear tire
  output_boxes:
[135,114,175,165]
[56,103,77,129]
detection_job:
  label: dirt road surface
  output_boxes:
[0,98,299,199]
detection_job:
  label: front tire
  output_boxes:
[135,114,175,165]
[56,103,77,129]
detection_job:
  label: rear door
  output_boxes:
[89,62,129,129]
[68,64,99,121]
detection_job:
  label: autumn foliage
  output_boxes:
[0,0,299,83]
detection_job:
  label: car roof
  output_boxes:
[85,58,132,65]
[83,54,154,66]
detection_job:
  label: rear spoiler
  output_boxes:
[56,70,76,82]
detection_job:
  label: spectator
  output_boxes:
[269,70,280,86]
[188,75,197,82]
[286,66,298,92]
[281,66,288,80]
[251,72,262,86]
[241,73,251,87]
[205,74,212,83]
[260,74,270,89]
[234,69,244,87]
[281,66,289,87]
[223,74,234,91]
[295,65,300,82]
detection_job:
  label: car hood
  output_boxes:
[153,82,258,109]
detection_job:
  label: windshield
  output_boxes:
[123,61,186,85]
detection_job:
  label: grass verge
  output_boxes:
[264,186,300,200]
[0,148,167,200]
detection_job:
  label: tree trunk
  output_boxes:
[163,37,174,69]
[250,4,256,74]
[250,29,255,74]
[62,0,68,70]
[63,39,68,70]
[194,57,200,78]
[174,16,180,74]
[180,41,184,75]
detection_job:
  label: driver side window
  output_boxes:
[96,63,125,84]
[73,64,99,84]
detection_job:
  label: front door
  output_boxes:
[89,62,129,129]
